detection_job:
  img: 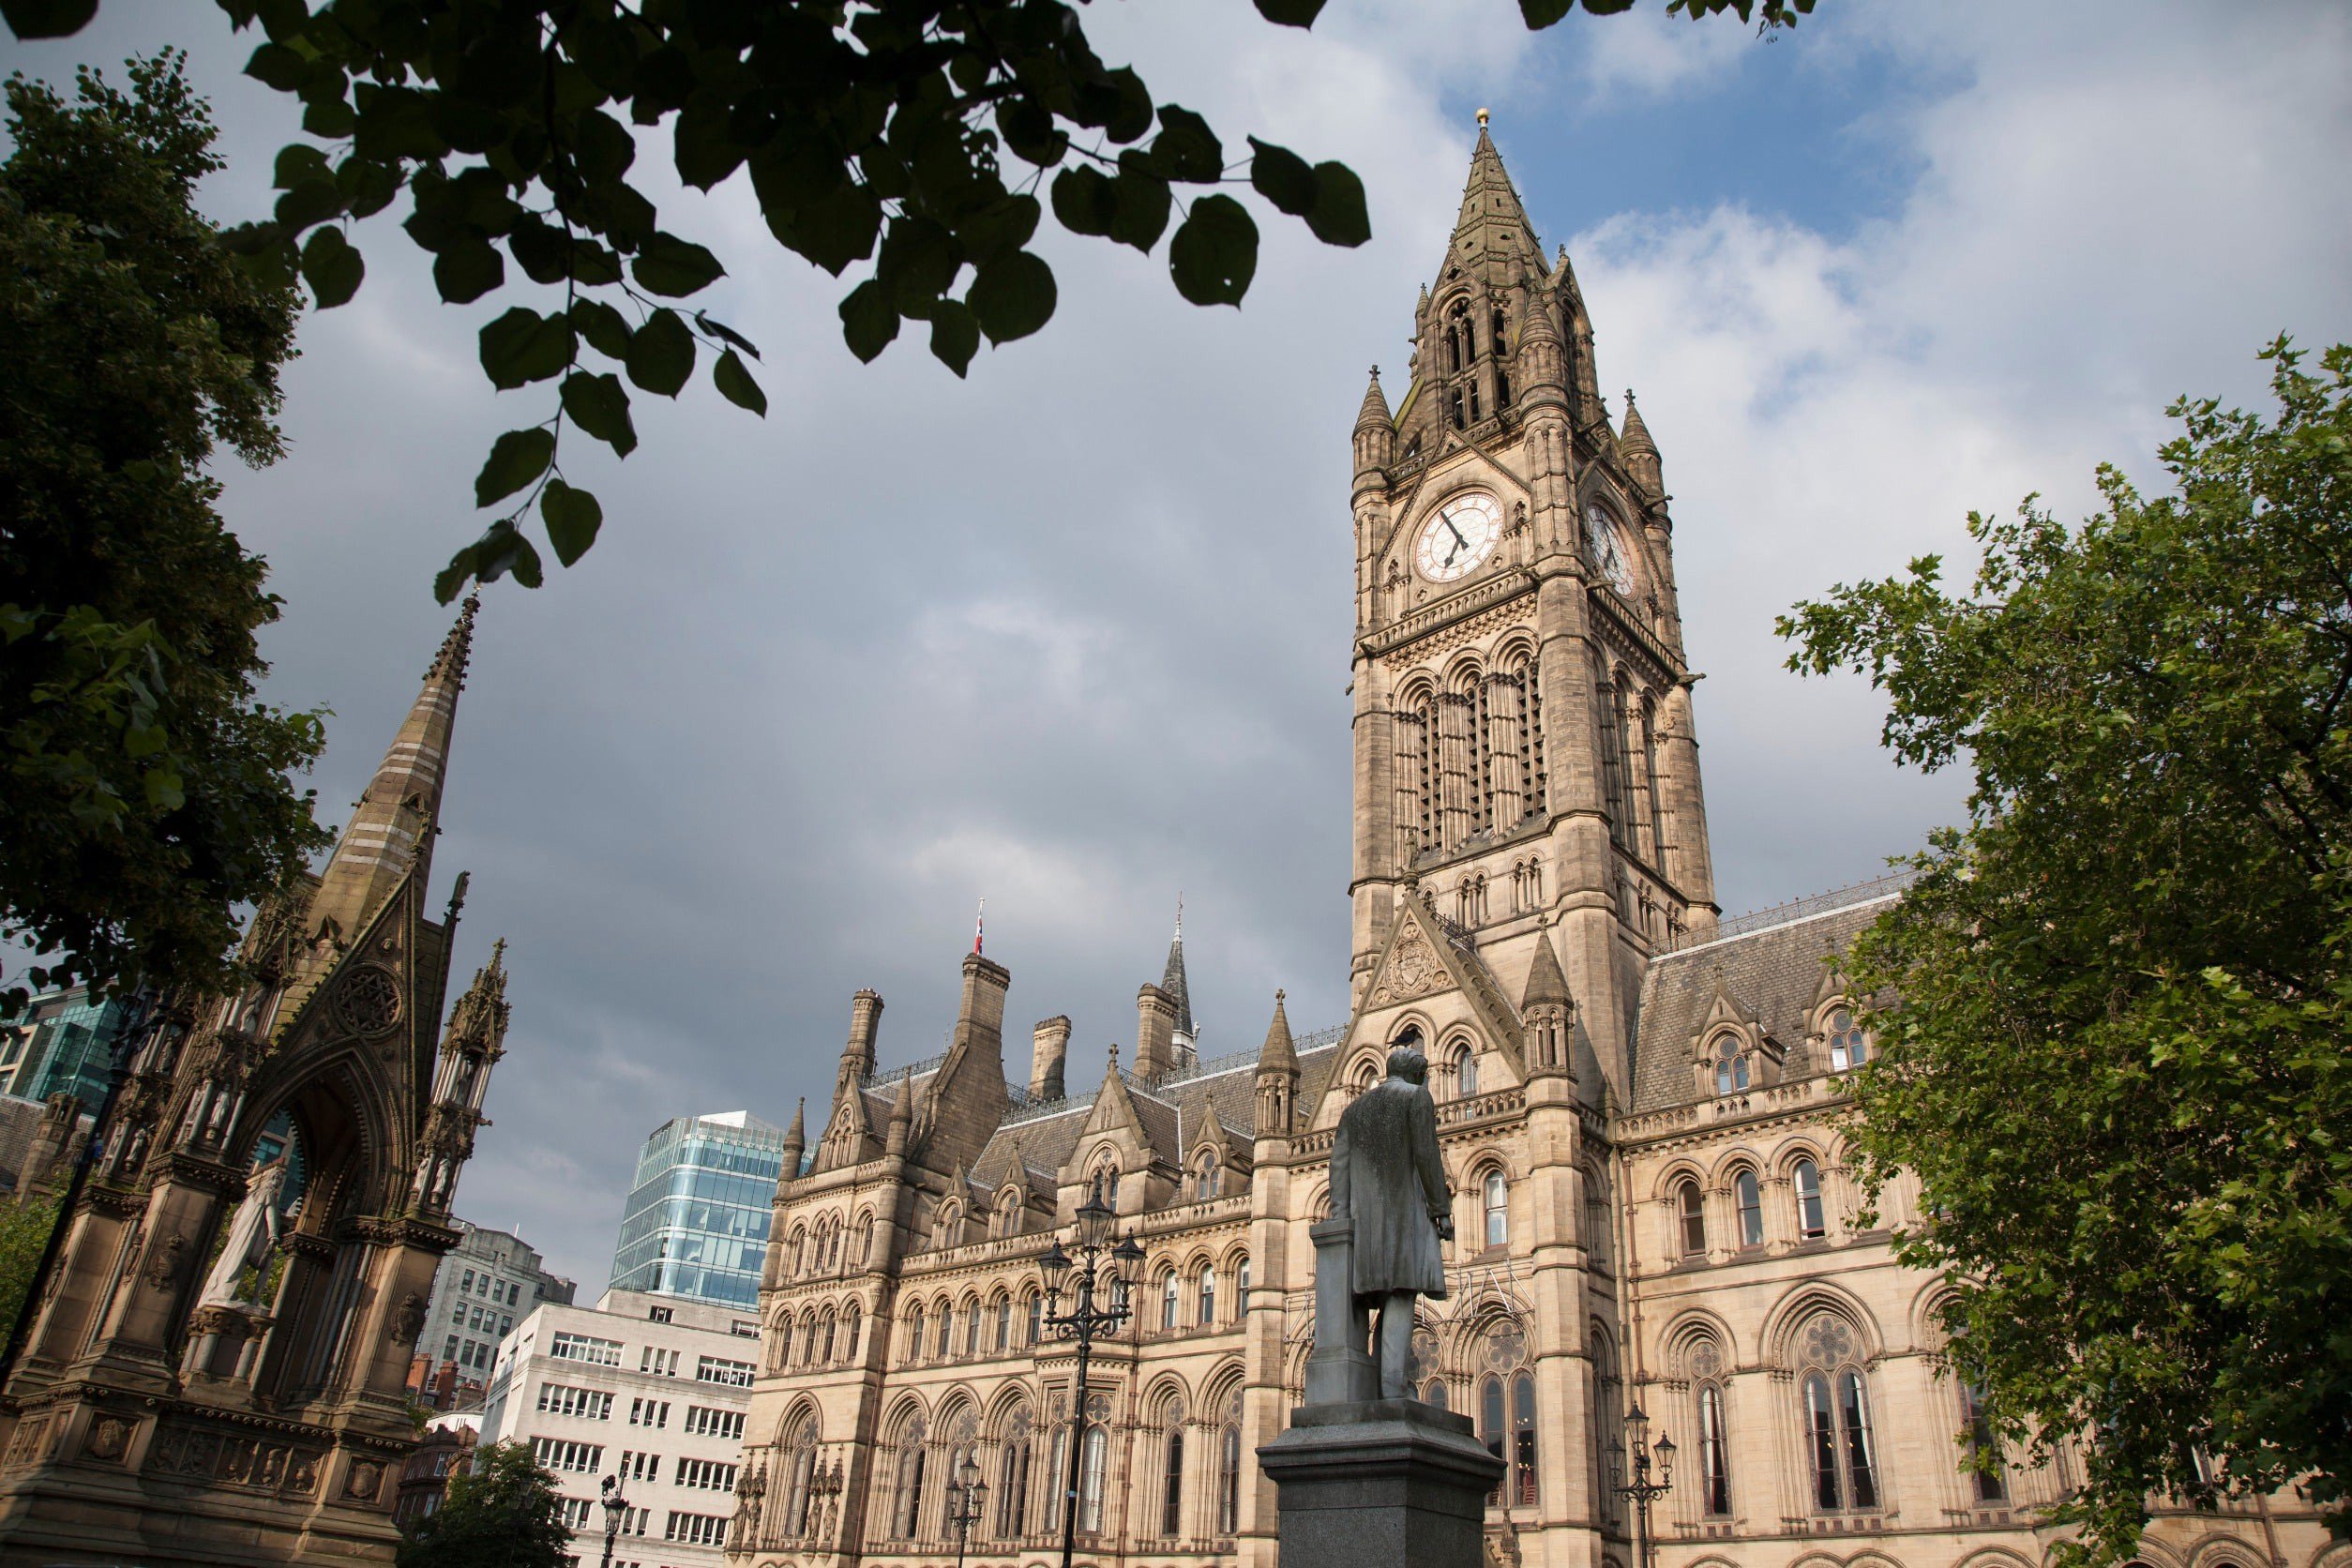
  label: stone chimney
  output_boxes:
[1030,1016,1071,1100]
[1134,984,1176,1081]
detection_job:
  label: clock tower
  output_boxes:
[1347,111,1717,1100]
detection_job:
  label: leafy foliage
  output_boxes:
[0,53,330,1011]
[8,1,1808,602]
[0,1199,59,1348]
[1780,339,2352,1561]
[396,1440,572,1568]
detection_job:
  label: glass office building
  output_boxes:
[608,1110,789,1309]
[0,986,135,1108]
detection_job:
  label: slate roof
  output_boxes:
[1630,893,1894,1114]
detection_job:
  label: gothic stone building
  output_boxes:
[0,604,511,1566]
[725,122,2337,1568]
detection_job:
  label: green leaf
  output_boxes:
[631,231,725,296]
[479,308,576,389]
[838,280,898,363]
[1144,105,1223,184]
[433,240,505,304]
[673,96,747,189]
[439,520,544,599]
[1304,160,1371,248]
[953,194,1041,266]
[929,300,979,379]
[877,216,960,314]
[625,308,696,397]
[570,299,633,362]
[562,371,638,457]
[573,109,637,183]
[1107,167,1172,252]
[273,144,331,191]
[143,765,186,813]
[273,179,345,232]
[540,478,605,567]
[1051,166,1118,238]
[0,0,97,37]
[770,184,882,276]
[1168,194,1258,307]
[713,349,766,416]
[244,41,309,91]
[1520,0,1577,22]
[1248,138,1317,217]
[300,227,365,308]
[693,310,761,360]
[474,428,556,507]
[1251,0,1327,23]
[994,98,1068,167]
[966,250,1057,345]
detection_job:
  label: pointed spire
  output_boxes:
[1621,387,1664,497]
[1620,388,1656,453]
[1161,902,1194,1047]
[443,937,510,1054]
[780,1096,807,1175]
[884,1068,913,1156]
[1448,109,1543,272]
[1356,366,1394,430]
[309,596,480,947]
[1257,989,1296,1073]
[1520,934,1570,1010]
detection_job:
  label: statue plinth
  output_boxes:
[1303,1219,1377,1404]
[1258,1399,1503,1568]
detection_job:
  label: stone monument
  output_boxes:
[1258,1044,1504,1568]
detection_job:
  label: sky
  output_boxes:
[8,1,2349,1294]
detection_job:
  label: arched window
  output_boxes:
[1794,1158,1827,1240]
[1078,1421,1108,1532]
[993,1296,1012,1354]
[799,1313,818,1365]
[1161,1270,1181,1331]
[1422,1378,1448,1410]
[782,1416,820,1536]
[996,1408,1033,1538]
[1196,1154,1220,1200]
[1512,1371,1538,1506]
[1734,1169,1764,1246]
[906,1304,926,1360]
[965,1299,985,1355]
[932,1304,951,1357]
[1697,1380,1731,1515]
[1827,1007,1869,1071]
[1677,1179,1707,1258]
[1450,388,1467,430]
[1479,1375,1506,1500]
[1642,693,1667,855]
[1215,1391,1244,1536]
[1024,1289,1041,1345]
[1455,1047,1479,1099]
[842,1302,861,1361]
[1446,304,1466,373]
[820,1310,837,1364]
[891,1418,928,1538]
[1713,1033,1750,1094]
[1798,1314,1879,1513]
[1961,1382,2007,1501]
[1159,1397,1187,1537]
[1484,1169,1509,1249]
[791,1226,807,1274]
[1197,1265,1217,1325]
[1591,1332,1619,1523]
[855,1209,875,1264]
[1237,1255,1250,1300]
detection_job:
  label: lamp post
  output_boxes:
[1607,1405,1677,1568]
[598,1473,629,1568]
[1038,1175,1144,1568]
[945,1449,990,1568]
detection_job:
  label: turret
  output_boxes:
[1621,387,1663,498]
[1254,990,1297,1137]
[1030,1015,1070,1101]
[779,1096,806,1179]
[1353,368,1396,475]
[1161,908,1196,1068]
[884,1069,913,1158]
[1519,933,1574,1081]
[1515,294,1568,410]
[414,939,510,1214]
[839,988,882,1086]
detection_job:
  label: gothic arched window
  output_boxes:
[782,1414,820,1536]
[1455,1045,1479,1099]
[1642,693,1667,856]
[1676,1179,1707,1258]
[1798,1314,1880,1513]
[1078,1420,1108,1531]
[1197,1264,1216,1326]
[1484,1169,1509,1249]
[1479,1374,1506,1500]
[1734,1168,1764,1246]
[1022,1289,1041,1347]
[1512,1371,1538,1506]
[842,1302,861,1361]
[1794,1158,1827,1240]
[1827,1006,1870,1071]
[996,1407,1033,1538]
[1215,1390,1244,1536]
[905,1304,926,1360]
[993,1295,1012,1354]
[820,1308,837,1364]
[1698,1380,1732,1515]
[891,1417,928,1538]
[1159,1395,1187,1536]
[1161,1269,1182,1331]
[1713,1033,1750,1094]
[1196,1154,1221,1201]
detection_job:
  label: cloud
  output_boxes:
[8,0,2346,1292]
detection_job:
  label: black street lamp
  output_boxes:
[598,1472,629,1568]
[1038,1175,1144,1568]
[1607,1404,1677,1568]
[945,1449,990,1568]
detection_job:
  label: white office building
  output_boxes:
[480,1287,759,1568]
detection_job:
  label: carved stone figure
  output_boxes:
[1329,1043,1454,1397]
[196,1158,289,1308]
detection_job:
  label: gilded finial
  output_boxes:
[1476,107,1490,128]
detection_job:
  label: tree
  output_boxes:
[397,1440,572,1568]
[1779,339,2352,1562]
[8,1,1813,602]
[1,53,331,1011]
[0,1199,59,1346]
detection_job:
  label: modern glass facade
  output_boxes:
[609,1111,788,1309]
[0,986,134,1108]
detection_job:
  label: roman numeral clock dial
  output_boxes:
[1414,492,1502,583]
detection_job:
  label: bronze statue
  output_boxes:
[1329,1043,1454,1398]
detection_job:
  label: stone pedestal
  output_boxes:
[1258,1398,1505,1568]
[1303,1218,1376,1405]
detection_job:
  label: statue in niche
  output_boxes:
[1329,1043,1454,1398]
[196,1156,290,1308]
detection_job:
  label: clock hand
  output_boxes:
[1446,518,1469,550]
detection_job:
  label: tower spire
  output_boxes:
[1161,899,1194,1056]
[309,596,479,947]
[1447,109,1544,276]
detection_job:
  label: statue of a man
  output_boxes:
[196,1156,289,1308]
[1330,1044,1454,1398]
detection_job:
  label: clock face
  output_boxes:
[1414,492,1503,583]
[1585,503,1636,595]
